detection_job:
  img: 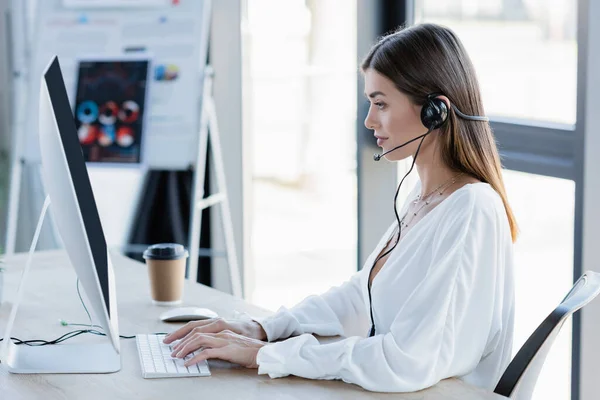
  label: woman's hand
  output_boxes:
[169,329,267,369]
[163,317,267,344]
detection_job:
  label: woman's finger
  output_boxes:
[171,332,211,355]
[171,328,221,353]
[170,320,226,351]
[163,319,217,344]
[174,335,227,359]
[171,332,201,354]
[184,347,226,367]
[172,334,208,358]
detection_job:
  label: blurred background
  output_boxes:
[0,0,596,399]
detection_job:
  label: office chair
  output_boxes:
[494,271,600,400]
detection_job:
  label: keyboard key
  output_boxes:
[173,357,188,373]
[136,334,211,379]
[166,360,178,373]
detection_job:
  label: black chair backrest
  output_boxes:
[494,271,600,399]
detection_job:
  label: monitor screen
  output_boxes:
[44,57,111,317]
[73,59,150,164]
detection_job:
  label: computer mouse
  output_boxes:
[159,307,219,322]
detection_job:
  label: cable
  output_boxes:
[2,279,166,346]
[1,329,97,346]
[77,278,94,329]
[367,131,428,337]
[66,278,155,339]
[0,329,147,346]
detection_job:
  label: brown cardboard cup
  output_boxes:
[143,243,189,306]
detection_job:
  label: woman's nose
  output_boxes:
[364,110,376,130]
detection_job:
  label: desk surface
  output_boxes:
[0,250,506,400]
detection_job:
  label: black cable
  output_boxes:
[2,279,167,346]
[0,329,156,346]
[367,130,429,338]
[1,329,97,346]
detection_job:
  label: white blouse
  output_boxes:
[250,181,515,393]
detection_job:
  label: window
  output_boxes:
[503,169,575,400]
[242,0,358,310]
[414,0,577,125]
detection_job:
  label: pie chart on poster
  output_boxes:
[99,101,118,125]
[76,101,99,124]
[154,63,180,81]
[117,126,134,147]
[118,100,140,123]
[98,125,115,147]
[78,124,98,145]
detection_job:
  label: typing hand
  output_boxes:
[169,330,267,369]
[163,318,267,344]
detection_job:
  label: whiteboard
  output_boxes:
[23,0,210,169]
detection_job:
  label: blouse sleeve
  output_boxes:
[255,190,507,392]
[249,183,421,342]
[250,270,369,342]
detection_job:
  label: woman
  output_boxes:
[163,23,518,393]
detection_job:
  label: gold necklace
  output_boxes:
[415,172,463,202]
[400,172,463,229]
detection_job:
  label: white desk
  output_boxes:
[0,250,506,399]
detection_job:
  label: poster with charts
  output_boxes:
[74,58,150,164]
[24,0,210,169]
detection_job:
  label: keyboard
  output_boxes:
[136,334,211,379]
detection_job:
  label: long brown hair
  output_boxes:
[361,23,518,242]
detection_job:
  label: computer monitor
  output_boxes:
[2,56,121,373]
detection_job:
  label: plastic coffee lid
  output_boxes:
[143,243,189,260]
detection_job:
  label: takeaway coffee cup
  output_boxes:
[143,243,189,306]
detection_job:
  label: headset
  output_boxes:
[374,93,488,161]
[367,93,488,337]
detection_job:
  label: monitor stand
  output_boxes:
[4,341,120,373]
[1,196,120,373]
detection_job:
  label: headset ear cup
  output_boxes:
[420,97,448,130]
